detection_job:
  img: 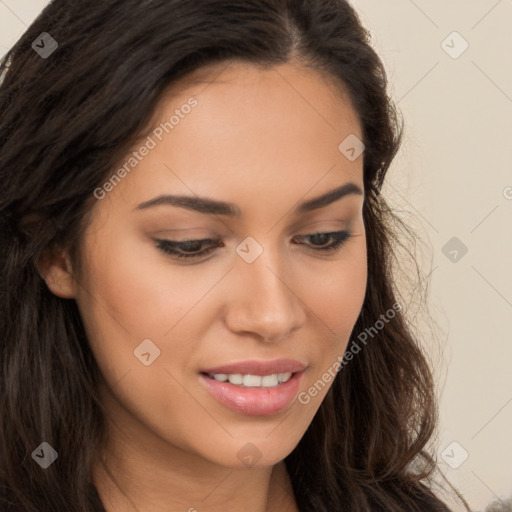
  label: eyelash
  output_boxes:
[154,230,352,260]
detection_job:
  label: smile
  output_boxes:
[206,372,293,387]
[199,359,307,416]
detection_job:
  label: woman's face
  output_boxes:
[65,60,367,468]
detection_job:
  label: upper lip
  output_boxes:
[201,359,307,376]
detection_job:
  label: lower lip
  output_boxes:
[199,372,304,416]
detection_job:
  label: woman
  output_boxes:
[0,1,471,511]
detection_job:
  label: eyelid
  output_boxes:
[153,229,352,261]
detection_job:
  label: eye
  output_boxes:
[155,238,222,259]
[154,230,352,261]
[292,230,352,253]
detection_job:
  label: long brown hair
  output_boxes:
[0,1,470,510]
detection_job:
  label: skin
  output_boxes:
[40,59,367,511]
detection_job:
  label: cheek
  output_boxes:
[297,238,367,407]
[72,232,176,384]
[76,229,210,338]
[74,227,234,395]
[74,236,202,432]
[308,236,367,341]
[305,242,367,401]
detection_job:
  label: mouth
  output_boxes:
[202,371,294,387]
[198,359,307,416]
[200,358,307,377]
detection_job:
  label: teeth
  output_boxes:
[278,372,292,383]
[228,374,243,385]
[243,374,261,387]
[261,374,278,387]
[210,372,292,387]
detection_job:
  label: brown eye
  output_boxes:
[292,231,352,252]
[155,238,223,259]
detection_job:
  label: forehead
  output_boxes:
[158,59,361,139]
[96,60,364,219]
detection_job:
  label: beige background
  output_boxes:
[1,1,511,511]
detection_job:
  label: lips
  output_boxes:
[198,359,308,416]
[200,359,307,376]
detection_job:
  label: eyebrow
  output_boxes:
[135,182,363,216]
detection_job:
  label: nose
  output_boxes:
[224,249,306,343]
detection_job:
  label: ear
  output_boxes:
[36,245,77,299]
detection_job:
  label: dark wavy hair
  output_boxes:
[0,1,471,511]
